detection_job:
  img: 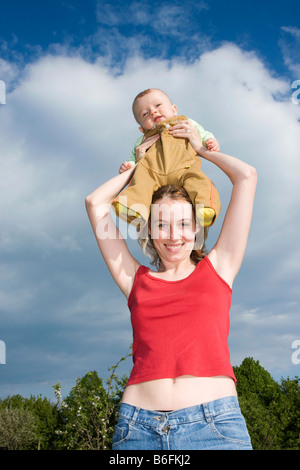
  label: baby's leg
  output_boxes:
[180,161,221,227]
[113,162,158,226]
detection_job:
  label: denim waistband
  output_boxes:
[118,396,240,426]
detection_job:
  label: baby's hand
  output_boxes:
[205,138,220,152]
[119,161,134,174]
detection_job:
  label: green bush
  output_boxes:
[0,353,299,450]
[234,357,300,450]
[53,353,130,450]
[0,395,60,450]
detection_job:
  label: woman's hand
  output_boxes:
[169,119,203,153]
[135,133,161,160]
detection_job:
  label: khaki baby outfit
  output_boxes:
[113,115,221,227]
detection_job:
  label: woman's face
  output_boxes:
[149,197,200,264]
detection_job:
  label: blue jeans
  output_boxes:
[112,396,252,450]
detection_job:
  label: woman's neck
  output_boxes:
[153,258,196,280]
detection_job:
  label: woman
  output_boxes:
[85,119,257,450]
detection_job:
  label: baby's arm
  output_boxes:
[205,138,220,152]
[118,138,139,174]
[189,118,220,152]
[119,161,135,174]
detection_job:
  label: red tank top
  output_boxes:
[127,256,236,386]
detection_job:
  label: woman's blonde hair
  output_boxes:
[138,185,208,270]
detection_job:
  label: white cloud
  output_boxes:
[96,1,209,28]
[0,58,19,87]
[93,1,212,65]
[280,26,300,76]
[0,54,138,254]
[230,302,300,378]
[281,26,300,39]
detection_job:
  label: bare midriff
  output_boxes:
[121,375,237,411]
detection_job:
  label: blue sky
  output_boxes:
[0,0,300,400]
[1,0,299,75]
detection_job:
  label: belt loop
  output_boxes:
[203,403,212,423]
[130,407,140,425]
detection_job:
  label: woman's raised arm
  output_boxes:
[198,146,257,287]
[85,165,140,298]
[169,120,257,286]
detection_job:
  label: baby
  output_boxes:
[113,88,221,227]
[120,89,219,173]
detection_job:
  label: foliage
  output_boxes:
[0,354,299,450]
[234,357,300,450]
[0,394,60,450]
[278,377,300,450]
[53,351,131,450]
[0,407,38,450]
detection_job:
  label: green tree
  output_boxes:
[278,377,300,450]
[0,394,60,450]
[0,407,38,450]
[27,395,61,449]
[54,352,130,450]
[234,357,300,450]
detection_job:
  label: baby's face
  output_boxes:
[134,90,177,131]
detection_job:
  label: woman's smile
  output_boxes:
[164,243,185,252]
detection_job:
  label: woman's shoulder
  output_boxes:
[205,250,233,289]
[136,264,149,275]
[130,263,149,284]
